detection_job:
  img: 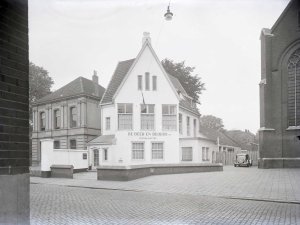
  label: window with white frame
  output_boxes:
[152,76,157,91]
[103,148,108,161]
[193,119,197,137]
[40,112,45,131]
[54,109,60,129]
[138,75,142,90]
[187,116,190,136]
[179,113,183,134]
[162,104,177,130]
[287,48,300,127]
[182,147,193,161]
[152,142,163,160]
[145,72,150,90]
[141,104,155,130]
[118,103,133,130]
[105,117,110,130]
[132,142,144,160]
[202,147,206,161]
[70,106,77,128]
[202,147,209,161]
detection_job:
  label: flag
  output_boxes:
[141,91,146,105]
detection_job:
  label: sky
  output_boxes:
[29,0,290,133]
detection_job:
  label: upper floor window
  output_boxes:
[187,116,190,136]
[152,76,157,91]
[40,112,45,131]
[54,109,60,129]
[105,117,110,130]
[287,48,300,127]
[141,104,155,130]
[145,72,150,90]
[118,103,133,130]
[179,113,183,134]
[70,139,76,149]
[162,104,177,131]
[70,107,77,128]
[138,75,143,90]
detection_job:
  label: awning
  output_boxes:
[88,135,116,145]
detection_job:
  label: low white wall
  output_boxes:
[41,139,88,171]
[53,149,88,169]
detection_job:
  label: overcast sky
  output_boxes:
[29,0,290,133]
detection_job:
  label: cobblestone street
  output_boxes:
[31,183,300,225]
[30,167,300,224]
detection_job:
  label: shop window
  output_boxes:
[152,142,163,160]
[182,147,193,161]
[132,142,144,160]
[118,103,133,130]
[162,104,177,131]
[141,104,155,130]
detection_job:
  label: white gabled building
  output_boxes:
[88,32,213,168]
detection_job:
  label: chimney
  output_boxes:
[142,32,151,45]
[92,70,99,96]
[92,70,98,84]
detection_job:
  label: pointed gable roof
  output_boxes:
[34,76,105,105]
[100,59,135,104]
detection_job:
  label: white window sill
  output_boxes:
[286,126,300,130]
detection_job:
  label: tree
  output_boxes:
[29,62,54,127]
[200,115,224,130]
[161,58,205,104]
[29,62,53,104]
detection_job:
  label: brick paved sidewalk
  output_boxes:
[30,166,300,203]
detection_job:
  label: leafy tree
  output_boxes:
[200,115,224,130]
[29,62,54,125]
[161,58,205,104]
[29,62,53,104]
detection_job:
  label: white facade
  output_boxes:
[88,33,216,167]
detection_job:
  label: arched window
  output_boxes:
[287,48,300,127]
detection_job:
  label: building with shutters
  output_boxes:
[259,0,300,168]
[31,72,105,166]
[87,33,217,168]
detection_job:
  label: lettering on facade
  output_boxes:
[128,132,171,139]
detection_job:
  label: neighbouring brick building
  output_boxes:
[0,0,30,223]
[31,72,105,166]
[259,0,300,168]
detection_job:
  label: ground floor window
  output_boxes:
[103,148,108,161]
[202,147,209,161]
[152,142,164,160]
[94,149,99,166]
[132,142,144,160]
[70,139,76,149]
[53,140,60,149]
[182,147,193,161]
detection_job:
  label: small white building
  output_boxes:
[88,33,215,168]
